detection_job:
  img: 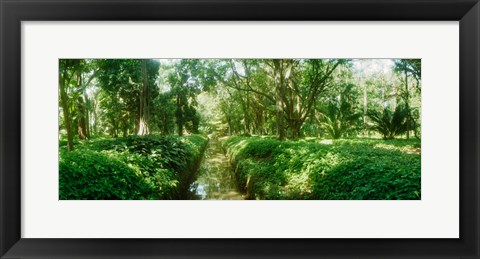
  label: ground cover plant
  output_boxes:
[59,135,208,199]
[224,136,420,200]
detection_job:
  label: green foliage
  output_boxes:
[319,84,362,139]
[168,59,219,135]
[224,136,420,200]
[95,59,160,136]
[59,134,208,199]
[309,141,420,200]
[394,59,421,91]
[151,92,176,135]
[367,104,412,139]
[59,150,154,200]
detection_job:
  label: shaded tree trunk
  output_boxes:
[112,118,119,137]
[273,60,286,141]
[84,92,90,138]
[239,92,251,135]
[137,59,150,135]
[59,69,74,151]
[290,119,302,139]
[76,72,87,140]
[280,59,340,140]
[404,63,410,139]
[77,96,87,140]
[176,93,184,136]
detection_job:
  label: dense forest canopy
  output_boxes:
[59,58,421,150]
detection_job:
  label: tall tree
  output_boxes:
[59,60,78,151]
[168,59,216,136]
[75,60,97,139]
[271,59,288,140]
[225,60,274,136]
[271,59,343,139]
[138,59,151,135]
[394,59,421,139]
[96,59,159,137]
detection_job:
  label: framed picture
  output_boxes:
[1,0,479,258]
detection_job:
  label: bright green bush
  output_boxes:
[309,145,420,199]
[224,136,420,200]
[59,134,208,200]
[59,150,154,200]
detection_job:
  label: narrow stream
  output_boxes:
[189,138,244,200]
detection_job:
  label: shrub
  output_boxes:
[367,104,413,139]
[310,145,420,200]
[59,150,154,200]
[224,136,420,200]
[60,134,208,200]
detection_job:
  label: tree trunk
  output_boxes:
[254,105,264,135]
[245,92,251,135]
[123,124,128,137]
[134,109,140,134]
[404,63,410,139]
[91,92,99,135]
[112,118,118,137]
[59,71,74,151]
[290,121,301,139]
[137,59,150,135]
[239,92,251,135]
[176,94,184,136]
[84,93,90,138]
[273,60,286,141]
[363,79,368,137]
[77,96,87,140]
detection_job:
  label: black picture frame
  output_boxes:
[1,0,479,258]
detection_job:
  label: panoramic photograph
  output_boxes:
[59,58,421,200]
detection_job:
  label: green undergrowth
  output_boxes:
[59,134,208,200]
[224,136,420,200]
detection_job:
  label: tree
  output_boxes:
[59,60,78,151]
[152,92,176,135]
[74,60,97,139]
[271,59,343,139]
[394,59,421,139]
[60,58,419,141]
[318,83,362,139]
[228,59,272,135]
[138,59,151,135]
[367,103,411,139]
[96,59,159,137]
[223,59,344,140]
[168,59,217,136]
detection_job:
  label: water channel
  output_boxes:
[189,138,244,200]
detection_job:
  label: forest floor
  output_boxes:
[189,137,244,200]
